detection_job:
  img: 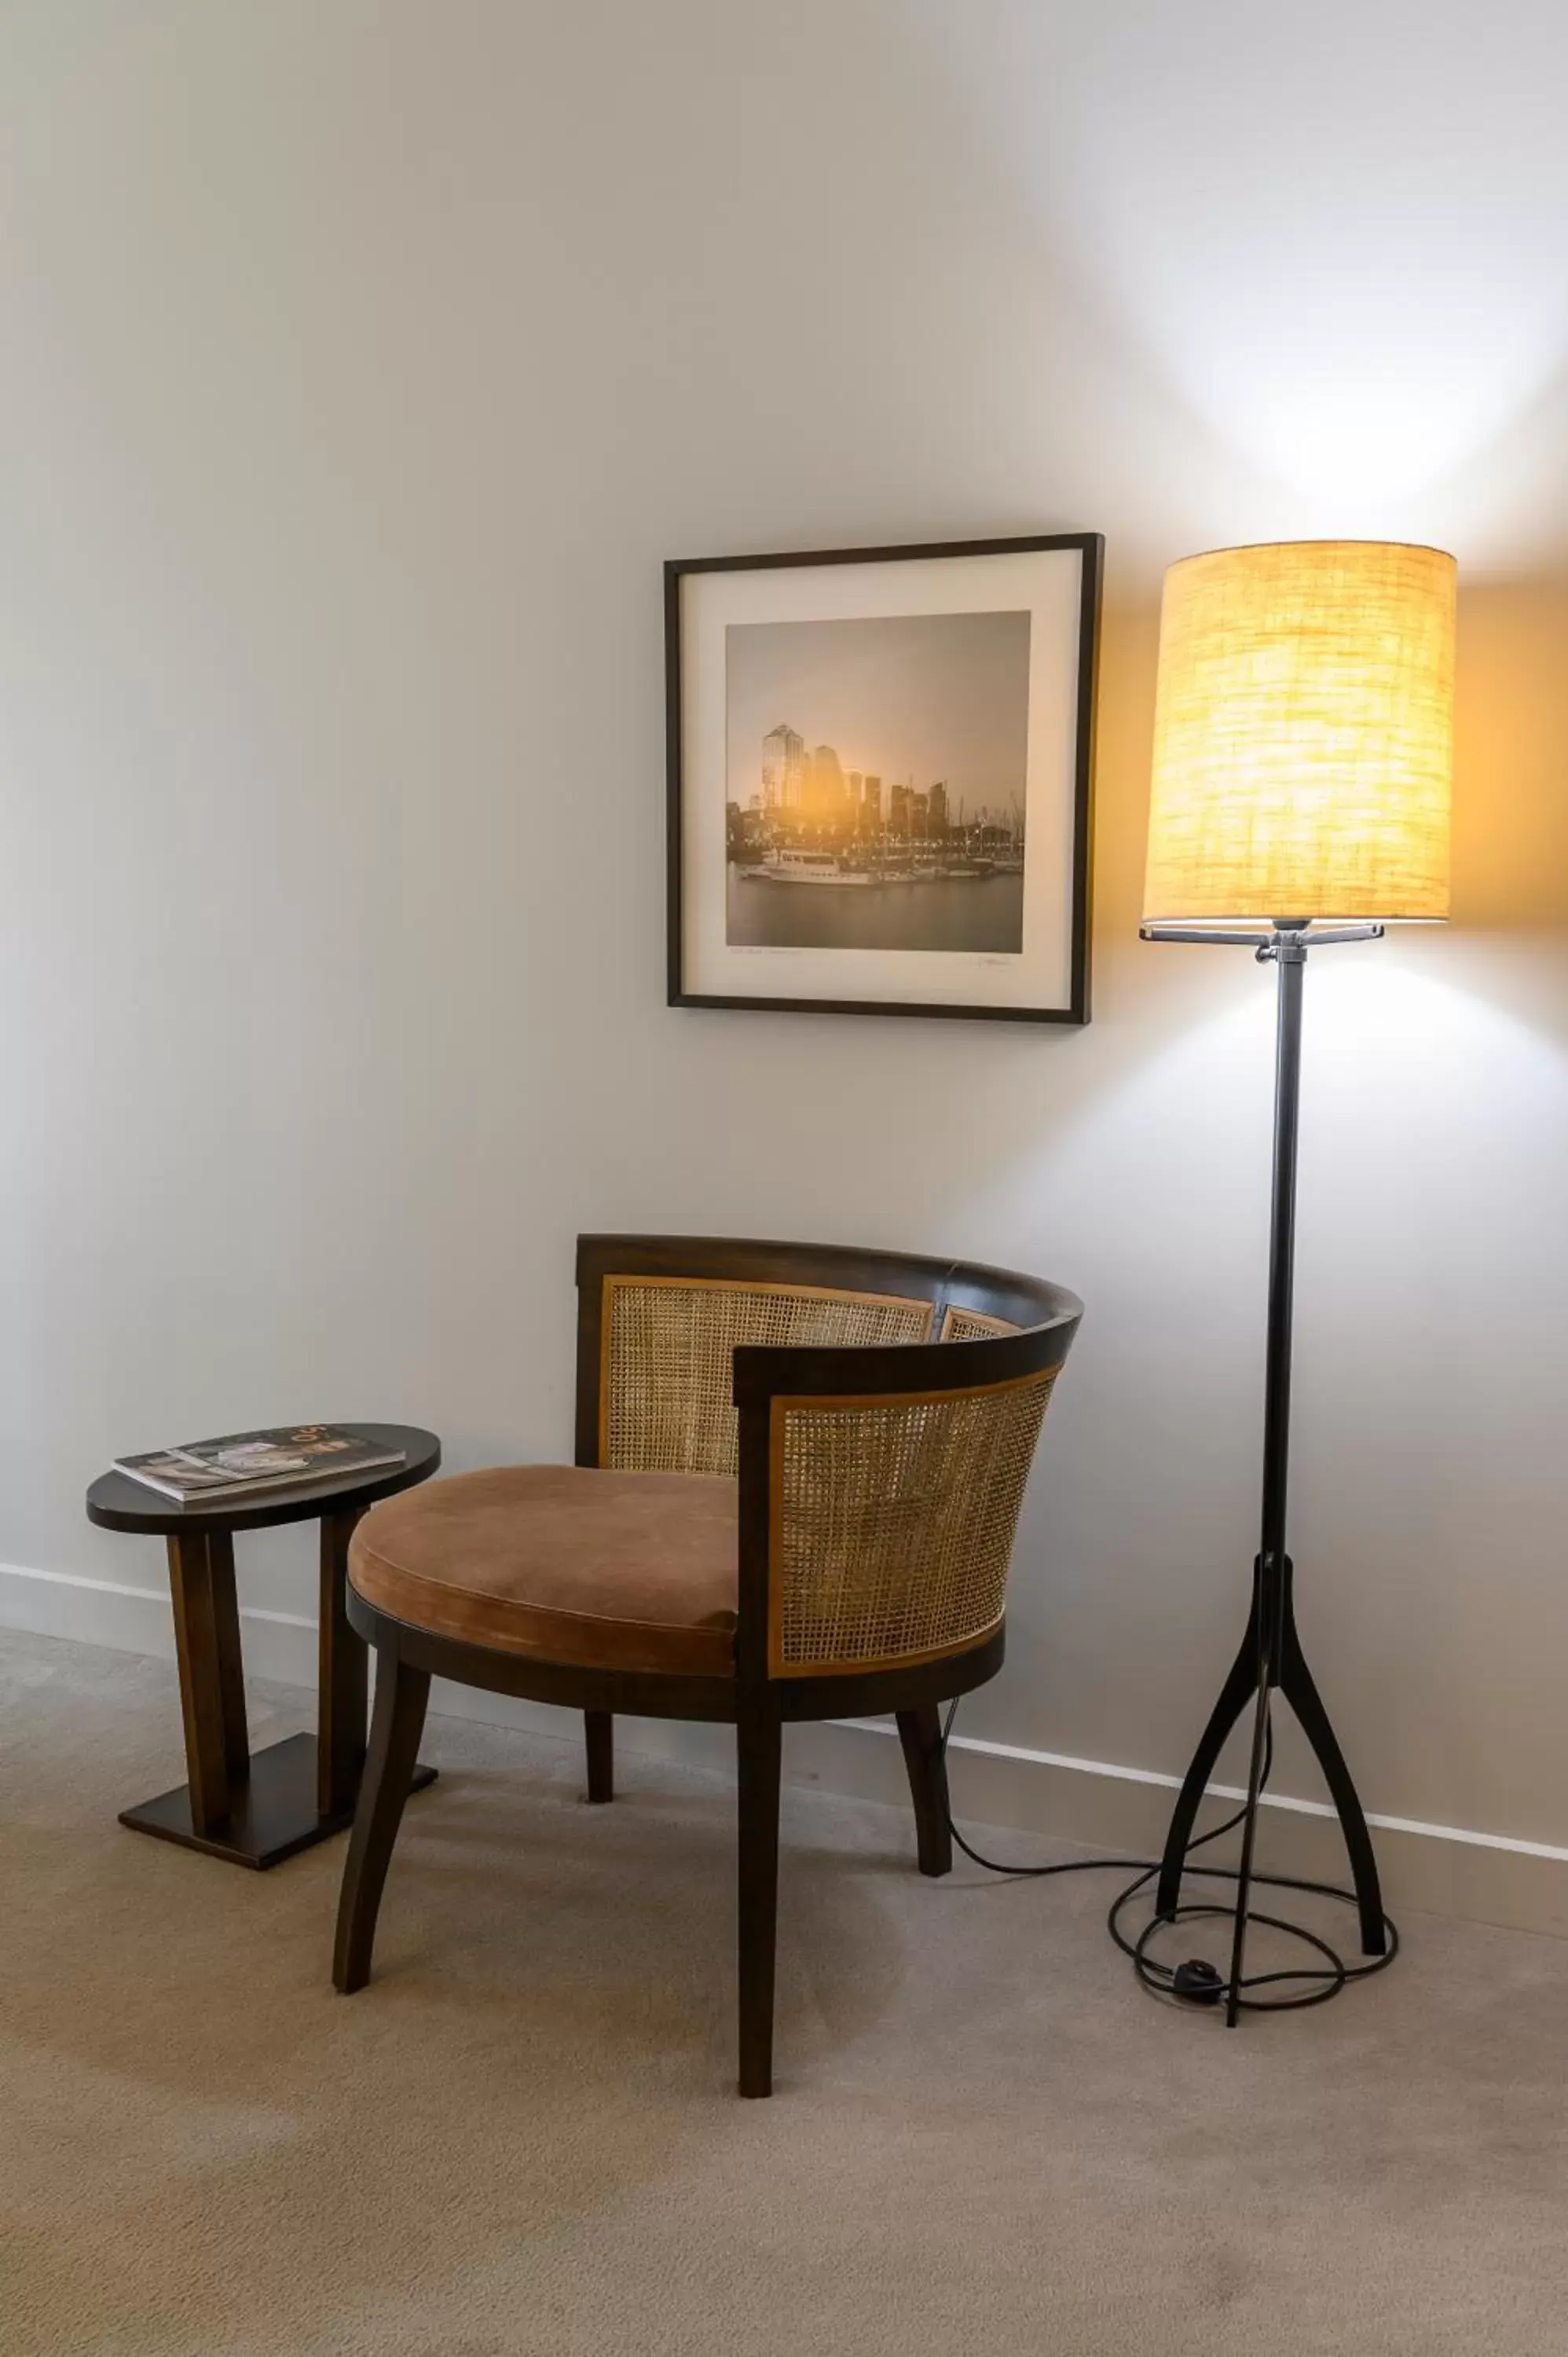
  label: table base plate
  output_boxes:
[119,1730,438,1870]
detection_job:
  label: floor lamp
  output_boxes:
[1140,541,1456,2025]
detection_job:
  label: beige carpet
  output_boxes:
[3,1628,1566,2356]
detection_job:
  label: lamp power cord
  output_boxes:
[938,1699,1400,2013]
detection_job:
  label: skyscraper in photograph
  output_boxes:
[863,774,881,824]
[929,781,948,838]
[808,743,845,816]
[760,724,805,809]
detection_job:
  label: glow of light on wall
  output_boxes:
[976,943,1567,1267]
[1093,202,1568,520]
[898,1,1568,539]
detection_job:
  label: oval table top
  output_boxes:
[85,1423,442,1536]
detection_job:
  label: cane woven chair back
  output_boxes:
[576,1236,1082,1686]
[937,1305,1021,1343]
[597,1274,936,1477]
[768,1365,1057,1676]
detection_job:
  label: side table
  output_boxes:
[85,1423,441,1868]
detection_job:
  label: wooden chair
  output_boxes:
[332,1234,1082,2095]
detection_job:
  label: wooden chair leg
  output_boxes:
[317,1508,369,1818]
[333,1649,431,1996]
[897,1706,954,1878]
[736,1706,782,2099]
[584,1710,614,1803]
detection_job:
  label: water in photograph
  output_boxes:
[726,864,1024,954]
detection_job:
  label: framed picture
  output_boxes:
[665,532,1101,1025]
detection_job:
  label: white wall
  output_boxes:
[3,1,1566,1927]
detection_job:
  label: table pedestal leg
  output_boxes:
[168,1528,247,1835]
[119,1512,434,1869]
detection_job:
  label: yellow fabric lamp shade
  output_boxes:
[1142,541,1456,927]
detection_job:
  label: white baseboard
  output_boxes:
[5,1560,1566,1940]
[0,1560,321,1673]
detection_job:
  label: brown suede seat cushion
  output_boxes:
[348,1465,738,1677]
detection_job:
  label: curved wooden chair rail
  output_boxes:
[333,1233,1083,2096]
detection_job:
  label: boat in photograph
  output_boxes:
[740,850,882,887]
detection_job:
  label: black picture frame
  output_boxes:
[665,532,1103,1025]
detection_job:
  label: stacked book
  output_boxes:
[113,1424,405,1504]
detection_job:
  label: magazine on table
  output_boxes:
[112,1424,405,1503]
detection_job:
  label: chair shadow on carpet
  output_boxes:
[354,1760,918,2077]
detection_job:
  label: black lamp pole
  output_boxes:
[1141,918,1389,2025]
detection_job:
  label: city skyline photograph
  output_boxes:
[724,609,1031,955]
[726,609,1032,815]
